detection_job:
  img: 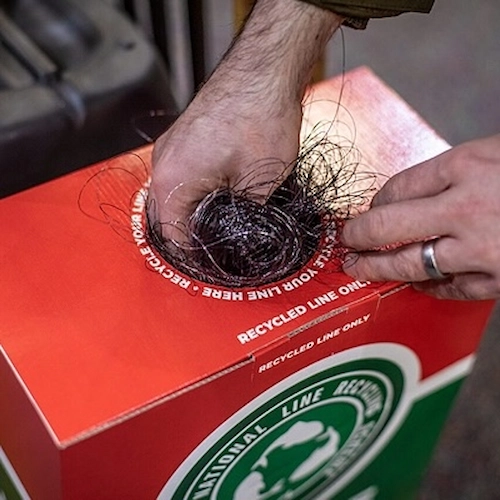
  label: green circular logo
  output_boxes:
[160,344,419,499]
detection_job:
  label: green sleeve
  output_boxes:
[303,0,435,28]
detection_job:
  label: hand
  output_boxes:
[341,134,500,300]
[149,81,302,242]
[148,0,342,242]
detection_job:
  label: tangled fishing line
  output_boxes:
[77,29,380,289]
[146,118,378,288]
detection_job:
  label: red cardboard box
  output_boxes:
[0,68,493,499]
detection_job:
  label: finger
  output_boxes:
[343,242,430,283]
[148,175,225,243]
[147,189,189,243]
[233,158,291,201]
[413,273,500,301]
[372,148,451,208]
[342,237,480,284]
[341,196,449,251]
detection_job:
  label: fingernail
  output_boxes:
[342,252,358,270]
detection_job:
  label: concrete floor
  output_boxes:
[327,2,500,497]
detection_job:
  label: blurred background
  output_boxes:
[122,0,500,145]
[1,0,499,497]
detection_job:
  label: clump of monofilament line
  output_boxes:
[147,121,378,288]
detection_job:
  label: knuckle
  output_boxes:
[450,143,476,171]
[436,145,474,186]
[353,258,383,282]
[433,153,453,188]
[484,273,500,299]
[449,286,477,301]
[372,180,394,207]
[428,281,472,300]
[339,220,356,248]
[442,275,500,301]
[362,209,390,248]
[445,192,474,221]
[446,140,492,180]
[392,249,417,281]
[478,236,500,271]
[341,212,382,250]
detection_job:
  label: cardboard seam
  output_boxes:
[286,305,349,339]
[286,289,380,340]
[58,357,253,448]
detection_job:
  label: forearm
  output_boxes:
[201,0,343,115]
[150,0,342,241]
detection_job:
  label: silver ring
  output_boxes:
[421,239,448,280]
